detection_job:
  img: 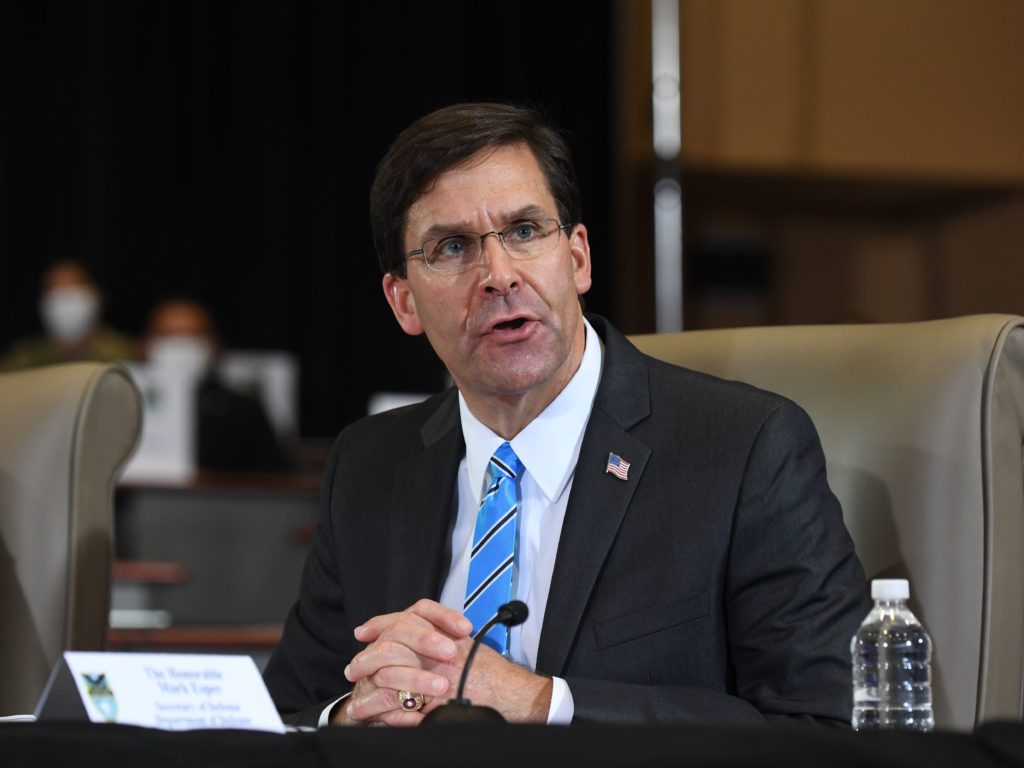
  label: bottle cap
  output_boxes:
[871,578,909,600]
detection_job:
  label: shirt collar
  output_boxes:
[459,318,603,504]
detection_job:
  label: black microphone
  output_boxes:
[420,600,529,725]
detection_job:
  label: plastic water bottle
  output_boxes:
[851,578,934,731]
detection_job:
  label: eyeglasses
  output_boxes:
[405,218,571,274]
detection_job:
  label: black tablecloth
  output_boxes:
[4,720,1024,768]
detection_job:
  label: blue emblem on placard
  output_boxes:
[82,673,118,722]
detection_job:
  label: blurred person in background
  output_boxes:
[1,260,138,370]
[144,297,290,474]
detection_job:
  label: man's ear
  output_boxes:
[382,273,424,336]
[569,224,592,297]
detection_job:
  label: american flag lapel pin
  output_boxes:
[605,452,630,481]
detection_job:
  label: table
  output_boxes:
[4,720,1024,768]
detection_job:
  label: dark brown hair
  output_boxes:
[370,102,582,277]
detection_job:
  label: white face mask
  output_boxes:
[40,286,101,343]
[147,335,214,376]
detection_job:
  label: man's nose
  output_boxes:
[478,233,519,294]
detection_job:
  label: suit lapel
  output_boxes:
[378,318,655,669]
[536,317,653,675]
[384,391,464,613]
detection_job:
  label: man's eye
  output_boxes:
[507,222,540,241]
[433,236,471,260]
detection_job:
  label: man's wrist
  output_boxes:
[322,692,352,727]
[527,674,554,723]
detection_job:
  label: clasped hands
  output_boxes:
[333,598,552,726]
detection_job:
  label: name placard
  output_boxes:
[35,652,285,733]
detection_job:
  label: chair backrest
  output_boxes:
[630,314,1024,731]
[0,363,142,715]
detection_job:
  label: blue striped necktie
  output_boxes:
[464,441,522,654]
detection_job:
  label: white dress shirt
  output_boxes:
[438,318,603,724]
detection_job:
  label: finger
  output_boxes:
[346,639,422,682]
[374,708,425,727]
[345,683,400,722]
[353,609,415,643]
[346,683,430,725]
[362,619,460,668]
[370,666,450,699]
[407,599,474,638]
[355,600,471,643]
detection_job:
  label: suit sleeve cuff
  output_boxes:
[318,692,352,728]
[546,676,574,724]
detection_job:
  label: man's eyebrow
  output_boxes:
[500,205,552,224]
[420,205,554,239]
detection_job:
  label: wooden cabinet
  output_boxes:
[615,0,1024,330]
[680,0,1024,182]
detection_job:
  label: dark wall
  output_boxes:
[0,0,617,437]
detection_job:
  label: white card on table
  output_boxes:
[35,652,285,733]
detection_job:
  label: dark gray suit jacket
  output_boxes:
[263,315,870,726]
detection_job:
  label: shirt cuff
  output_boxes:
[546,676,574,724]
[318,692,352,728]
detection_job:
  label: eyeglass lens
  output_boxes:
[423,219,563,272]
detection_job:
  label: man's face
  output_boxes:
[383,143,592,413]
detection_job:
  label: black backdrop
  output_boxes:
[0,1,617,437]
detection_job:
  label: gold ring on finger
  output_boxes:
[398,690,425,712]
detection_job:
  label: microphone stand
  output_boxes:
[420,601,528,725]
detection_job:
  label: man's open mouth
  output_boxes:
[492,317,528,332]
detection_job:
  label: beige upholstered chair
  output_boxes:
[630,313,1024,731]
[0,363,142,715]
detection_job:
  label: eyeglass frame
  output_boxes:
[403,219,573,274]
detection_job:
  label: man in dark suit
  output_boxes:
[263,103,869,727]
